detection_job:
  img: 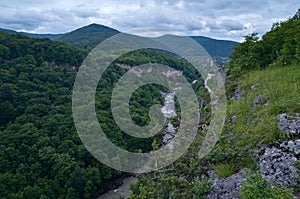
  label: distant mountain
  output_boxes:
[55,24,120,50]
[191,36,238,58]
[0,28,62,39]
[0,31,86,67]
[0,24,238,60]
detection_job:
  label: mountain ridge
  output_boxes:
[55,23,120,50]
[0,27,62,39]
[0,24,238,59]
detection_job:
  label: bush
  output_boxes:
[240,173,293,199]
[213,163,237,178]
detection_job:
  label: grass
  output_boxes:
[295,161,300,194]
[227,64,300,148]
[213,163,237,178]
[240,172,294,199]
[209,64,300,174]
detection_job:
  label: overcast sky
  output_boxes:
[0,0,299,41]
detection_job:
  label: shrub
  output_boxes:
[213,163,237,178]
[240,173,293,199]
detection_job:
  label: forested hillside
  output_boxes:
[55,24,120,51]
[0,32,122,198]
[191,36,238,58]
[0,24,238,62]
[0,28,62,39]
[0,31,208,198]
[0,32,87,67]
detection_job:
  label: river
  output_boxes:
[98,90,177,199]
[97,177,138,199]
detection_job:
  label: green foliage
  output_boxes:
[115,49,201,82]
[0,33,121,199]
[240,173,293,199]
[213,163,237,178]
[129,174,212,199]
[207,10,300,198]
[55,23,119,51]
[221,10,300,197]
[0,31,87,67]
[94,48,203,153]
[227,13,300,87]
[1,9,299,199]
[0,31,210,198]
[210,64,300,175]
[0,27,62,39]
[68,167,87,197]
[1,24,238,63]
[123,50,211,197]
[228,33,260,81]
[190,36,238,58]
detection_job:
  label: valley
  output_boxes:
[0,8,299,199]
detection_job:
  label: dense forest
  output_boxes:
[0,30,209,198]
[0,32,118,198]
[55,24,120,51]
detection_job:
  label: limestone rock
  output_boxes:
[232,89,245,101]
[206,169,250,199]
[258,145,299,188]
[251,83,259,90]
[278,140,300,156]
[253,94,268,106]
[278,113,300,136]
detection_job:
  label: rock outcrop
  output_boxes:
[207,113,300,198]
[206,169,250,199]
[231,88,245,101]
[253,94,268,106]
[257,144,299,188]
[279,140,300,156]
[278,113,300,136]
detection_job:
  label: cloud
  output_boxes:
[0,0,300,41]
[220,20,244,31]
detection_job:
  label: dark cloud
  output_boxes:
[0,7,50,31]
[0,0,299,41]
[71,5,99,18]
[220,20,244,31]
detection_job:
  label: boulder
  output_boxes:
[253,94,268,106]
[278,113,300,136]
[257,145,299,188]
[251,83,259,90]
[232,89,245,101]
[207,169,250,199]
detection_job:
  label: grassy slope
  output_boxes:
[229,64,299,146]
[212,64,300,176]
